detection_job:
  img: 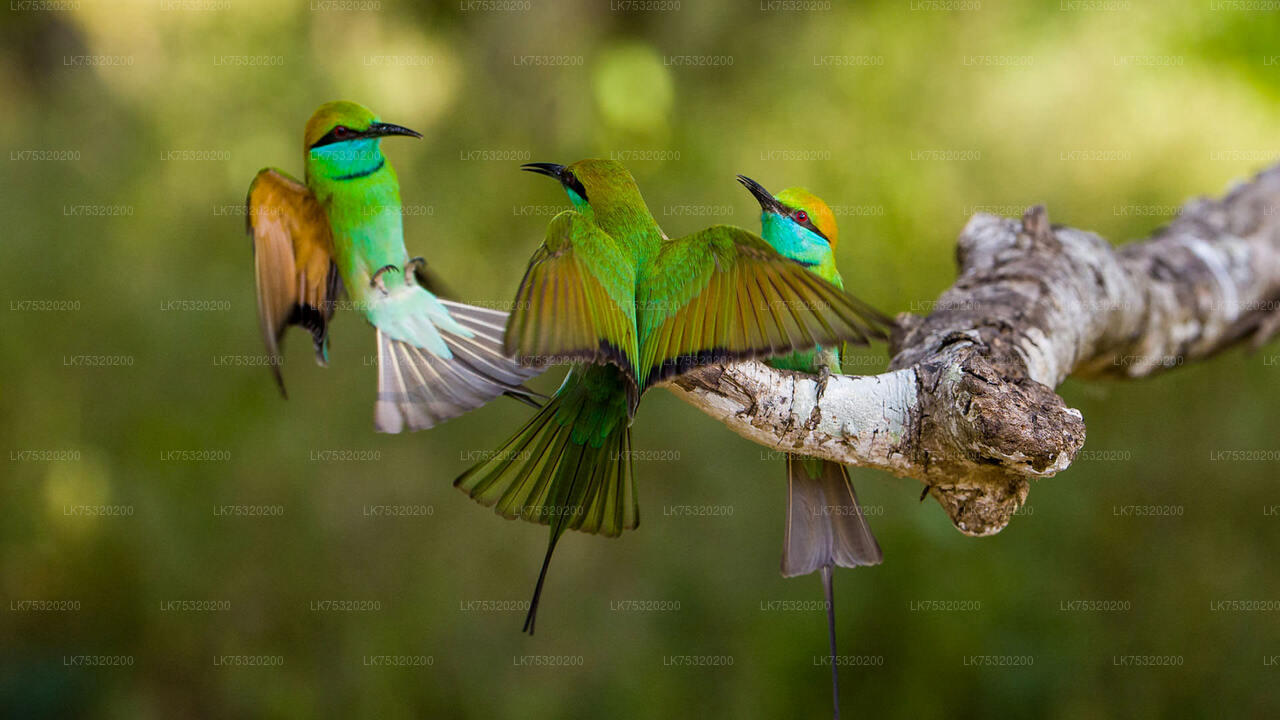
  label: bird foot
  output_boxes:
[370,264,398,295]
[404,257,426,285]
[815,365,832,401]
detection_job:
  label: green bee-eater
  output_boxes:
[245,101,543,432]
[740,174,884,720]
[455,159,890,633]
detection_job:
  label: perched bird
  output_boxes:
[456,159,890,634]
[245,101,543,432]
[739,174,885,720]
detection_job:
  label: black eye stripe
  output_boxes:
[804,221,828,240]
[312,128,345,148]
[311,125,361,148]
[562,171,588,201]
[782,205,828,242]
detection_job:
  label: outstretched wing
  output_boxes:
[637,225,889,389]
[505,210,639,400]
[247,168,342,396]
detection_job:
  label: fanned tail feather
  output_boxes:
[455,366,636,634]
[374,300,546,433]
[782,456,881,576]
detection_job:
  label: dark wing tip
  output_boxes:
[271,360,288,399]
[504,387,546,409]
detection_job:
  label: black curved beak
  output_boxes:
[366,122,422,139]
[521,162,567,179]
[737,174,787,215]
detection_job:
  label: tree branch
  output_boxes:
[667,164,1280,536]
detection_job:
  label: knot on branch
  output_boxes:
[927,482,1028,539]
[912,345,1084,535]
[947,348,1084,475]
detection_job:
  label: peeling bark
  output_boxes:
[668,164,1280,536]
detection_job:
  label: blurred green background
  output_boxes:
[3,1,1280,717]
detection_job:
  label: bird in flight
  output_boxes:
[245,101,543,432]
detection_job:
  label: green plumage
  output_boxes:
[246,101,546,433]
[456,159,888,634]
[740,175,886,720]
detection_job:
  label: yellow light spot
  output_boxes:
[43,451,113,538]
[593,44,673,134]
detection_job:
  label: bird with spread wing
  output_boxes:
[455,159,891,634]
[245,101,544,432]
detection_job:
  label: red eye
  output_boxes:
[794,210,808,223]
[333,125,351,138]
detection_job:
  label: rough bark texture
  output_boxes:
[668,164,1280,536]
